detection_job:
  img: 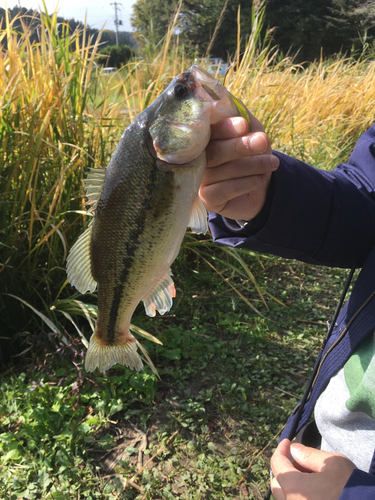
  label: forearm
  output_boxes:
[209,150,375,268]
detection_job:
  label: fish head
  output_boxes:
[148,64,239,165]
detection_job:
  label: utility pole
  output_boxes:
[111,2,123,46]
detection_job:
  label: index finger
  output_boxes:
[206,131,272,168]
[210,116,249,140]
[271,439,305,495]
[271,439,296,478]
[210,112,266,141]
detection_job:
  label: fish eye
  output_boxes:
[174,84,189,98]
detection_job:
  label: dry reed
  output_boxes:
[1,5,375,343]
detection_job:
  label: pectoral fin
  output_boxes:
[66,220,97,293]
[143,269,176,317]
[188,196,208,234]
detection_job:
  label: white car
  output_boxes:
[195,58,228,76]
[101,67,117,76]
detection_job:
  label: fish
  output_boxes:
[66,64,249,373]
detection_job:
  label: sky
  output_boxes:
[2,0,136,32]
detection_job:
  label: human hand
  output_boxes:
[271,439,356,500]
[199,113,279,221]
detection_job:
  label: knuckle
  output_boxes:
[206,141,225,167]
[205,144,218,166]
[234,136,250,157]
[201,183,227,206]
[212,183,230,204]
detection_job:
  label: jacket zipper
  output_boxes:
[293,287,375,413]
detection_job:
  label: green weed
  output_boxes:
[0,258,352,498]
[0,6,367,499]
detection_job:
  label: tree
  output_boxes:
[131,0,178,48]
[131,0,253,60]
[264,0,375,61]
[97,45,134,68]
[324,0,375,55]
[181,0,253,60]
[0,7,138,53]
[130,0,375,62]
[264,0,332,61]
[354,0,375,33]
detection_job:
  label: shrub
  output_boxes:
[97,44,134,68]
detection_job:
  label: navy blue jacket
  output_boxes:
[209,125,375,499]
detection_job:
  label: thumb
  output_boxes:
[290,443,332,473]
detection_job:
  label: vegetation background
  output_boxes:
[131,0,375,62]
[1,2,375,499]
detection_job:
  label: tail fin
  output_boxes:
[85,332,144,372]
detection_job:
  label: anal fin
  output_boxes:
[188,196,208,234]
[142,269,176,317]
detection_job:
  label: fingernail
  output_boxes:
[248,133,268,153]
[291,443,304,454]
[231,117,247,135]
[270,155,279,169]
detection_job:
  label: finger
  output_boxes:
[271,477,286,500]
[210,116,249,140]
[207,132,272,168]
[248,111,267,134]
[201,154,279,186]
[210,111,266,141]
[271,439,296,477]
[199,171,271,213]
[291,444,332,473]
[290,443,355,474]
[271,440,310,496]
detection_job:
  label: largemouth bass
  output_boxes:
[67,64,249,372]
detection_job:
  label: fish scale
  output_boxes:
[66,64,249,372]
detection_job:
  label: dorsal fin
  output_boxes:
[83,167,107,209]
[66,220,97,293]
[67,167,105,293]
[142,269,176,317]
[188,196,208,234]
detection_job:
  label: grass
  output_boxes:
[0,4,371,499]
[2,5,374,353]
[0,255,354,499]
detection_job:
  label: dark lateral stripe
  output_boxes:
[106,169,160,344]
[106,222,144,343]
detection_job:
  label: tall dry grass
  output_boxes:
[229,54,375,166]
[0,8,119,351]
[0,5,193,355]
[1,4,375,357]
[225,6,375,165]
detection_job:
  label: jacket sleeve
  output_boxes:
[339,470,375,500]
[209,125,375,268]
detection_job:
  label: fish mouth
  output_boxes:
[189,64,228,102]
[174,65,226,102]
[150,63,236,165]
[155,157,190,171]
[189,64,218,85]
